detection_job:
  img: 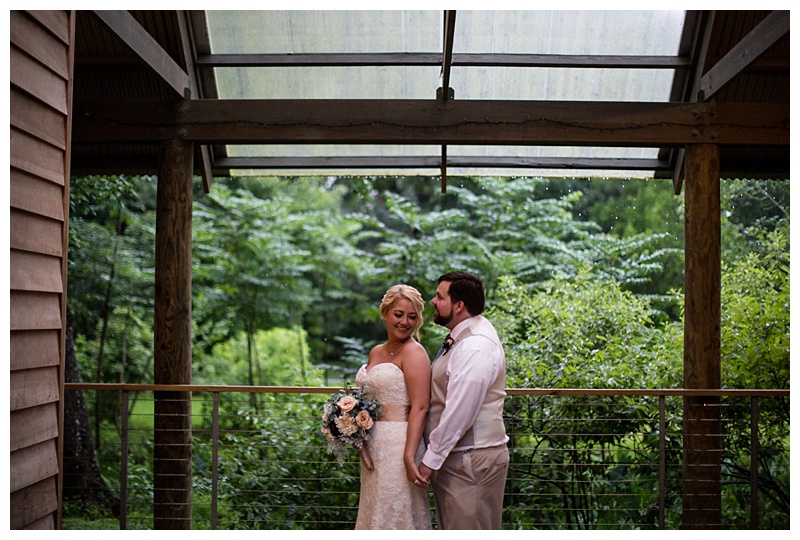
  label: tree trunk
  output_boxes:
[63,321,119,514]
[94,237,119,451]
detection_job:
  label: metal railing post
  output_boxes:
[659,395,666,529]
[120,390,129,530]
[750,397,759,529]
[212,392,219,530]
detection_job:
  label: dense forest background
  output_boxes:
[64,173,790,528]
[68,174,788,386]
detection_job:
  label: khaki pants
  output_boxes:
[430,444,509,529]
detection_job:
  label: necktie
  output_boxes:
[434,334,454,360]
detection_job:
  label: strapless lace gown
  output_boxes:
[354,363,432,530]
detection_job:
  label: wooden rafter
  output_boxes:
[93,10,189,98]
[440,10,456,191]
[698,10,789,101]
[440,10,457,95]
[176,10,213,193]
[672,10,716,193]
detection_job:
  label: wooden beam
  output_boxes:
[440,10,456,189]
[682,143,721,528]
[72,150,786,179]
[153,139,193,529]
[441,11,456,95]
[196,52,690,69]
[212,156,669,172]
[672,10,716,194]
[92,10,189,98]
[683,143,721,389]
[188,10,219,99]
[187,10,227,188]
[176,10,213,193]
[455,53,690,69]
[441,146,448,193]
[154,140,194,387]
[71,99,789,147]
[698,10,789,101]
[196,52,444,67]
[175,100,788,147]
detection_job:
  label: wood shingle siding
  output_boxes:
[9,9,74,529]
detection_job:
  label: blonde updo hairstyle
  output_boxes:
[380,284,425,341]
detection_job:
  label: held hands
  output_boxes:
[404,455,430,489]
[418,462,433,487]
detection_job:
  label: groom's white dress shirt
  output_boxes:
[422,315,508,471]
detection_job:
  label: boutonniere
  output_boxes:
[442,335,455,355]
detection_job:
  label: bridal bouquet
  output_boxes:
[321,384,381,465]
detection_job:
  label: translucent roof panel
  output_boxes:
[451,10,683,103]
[454,11,685,55]
[451,68,676,101]
[215,67,444,99]
[207,11,443,54]
[205,10,687,178]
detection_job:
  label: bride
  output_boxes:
[355,284,432,529]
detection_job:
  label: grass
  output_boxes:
[126,393,208,430]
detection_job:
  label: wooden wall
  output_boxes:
[9,10,74,530]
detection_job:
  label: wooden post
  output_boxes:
[682,143,722,528]
[153,139,194,529]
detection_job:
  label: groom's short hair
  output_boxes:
[439,271,485,316]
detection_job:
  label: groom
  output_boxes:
[418,271,509,529]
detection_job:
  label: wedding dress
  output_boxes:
[354,363,432,530]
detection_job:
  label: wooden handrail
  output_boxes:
[64,382,789,398]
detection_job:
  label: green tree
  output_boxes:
[193,178,378,383]
[717,224,790,528]
[490,273,683,528]
[540,176,685,310]
[720,178,790,262]
[66,174,158,512]
[69,174,157,385]
[491,273,682,391]
[347,175,678,303]
[199,327,324,387]
[192,184,315,397]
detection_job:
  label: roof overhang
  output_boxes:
[69,10,790,193]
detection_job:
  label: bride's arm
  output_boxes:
[402,344,431,485]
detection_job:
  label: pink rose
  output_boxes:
[356,409,374,430]
[337,395,357,412]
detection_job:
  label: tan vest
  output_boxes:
[426,317,507,450]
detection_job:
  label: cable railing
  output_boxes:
[62,384,790,530]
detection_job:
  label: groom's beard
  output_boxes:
[433,308,452,327]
